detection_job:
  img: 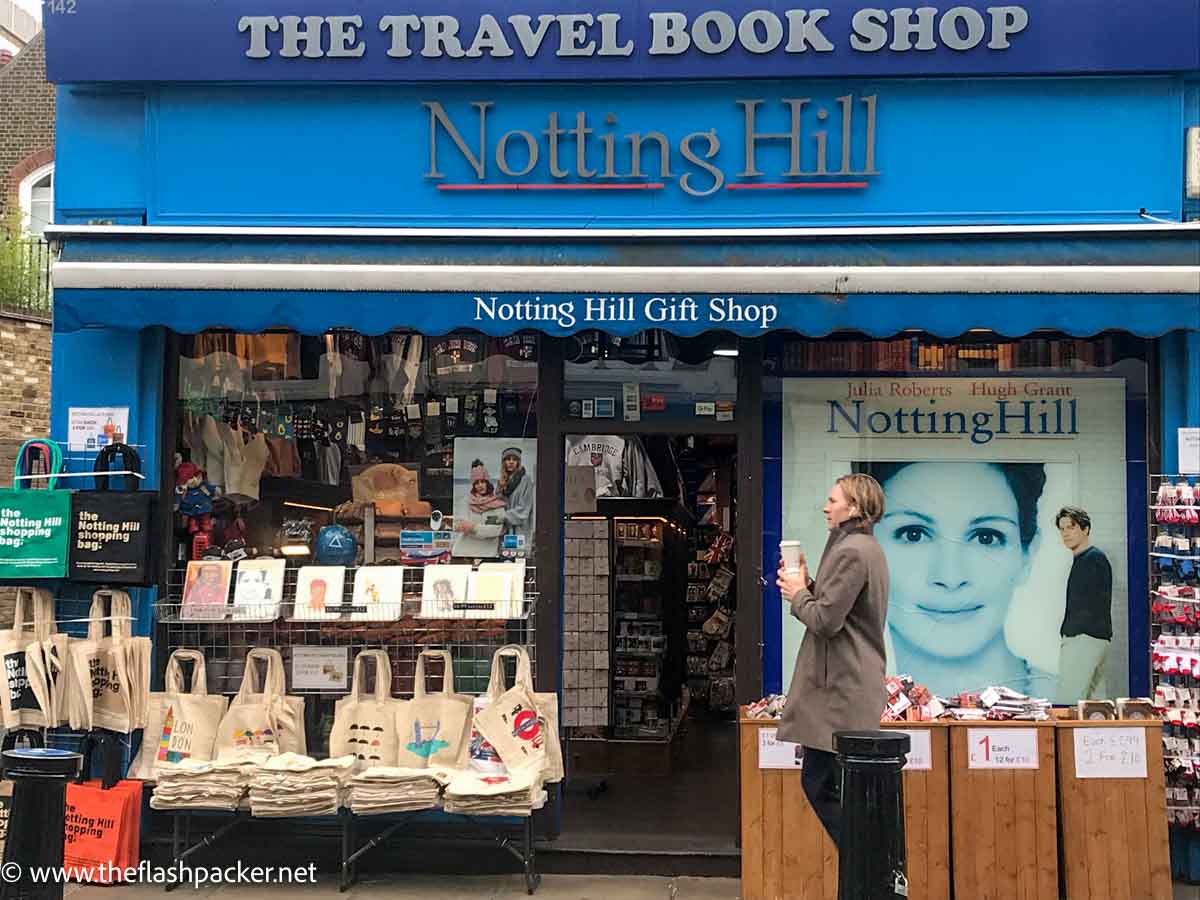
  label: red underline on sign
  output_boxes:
[437,183,666,191]
[726,181,870,191]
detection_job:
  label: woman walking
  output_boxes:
[775,473,889,847]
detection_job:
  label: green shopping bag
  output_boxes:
[0,491,71,579]
[1,441,71,579]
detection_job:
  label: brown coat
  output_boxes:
[777,518,889,752]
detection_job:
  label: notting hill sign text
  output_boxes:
[424,94,879,197]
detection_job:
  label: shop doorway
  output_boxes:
[557,433,742,855]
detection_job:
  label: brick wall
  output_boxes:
[0,314,52,488]
[0,32,55,219]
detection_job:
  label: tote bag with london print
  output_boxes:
[128,650,227,783]
[473,645,562,782]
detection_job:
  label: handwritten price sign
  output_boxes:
[966,728,1040,769]
[758,728,804,770]
[1073,728,1147,779]
[891,729,933,771]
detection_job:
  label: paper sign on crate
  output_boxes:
[758,727,803,770]
[966,728,1040,769]
[892,729,933,771]
[1073,727,1147,779]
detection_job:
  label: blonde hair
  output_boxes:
[836,473,886,524]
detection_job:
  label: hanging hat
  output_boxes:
[501,447,522,461]
[470,460,492,483]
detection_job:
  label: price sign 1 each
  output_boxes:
[966,728,1040,770]
[1073,728,1148,779]
[892,729,933,771]
[757,727,804,770]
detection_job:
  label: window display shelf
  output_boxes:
[159,563,538,696]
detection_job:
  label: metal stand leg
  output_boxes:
[341,815,411,891]
[164,813,247,894]
[523,817,541,895]
[339,808,360,893]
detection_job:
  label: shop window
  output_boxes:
[18,164,53,238]
[765,329,1151,707]
[562,330,738,422]
[174,328,540,565]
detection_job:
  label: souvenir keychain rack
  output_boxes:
[1149,474,1200,834]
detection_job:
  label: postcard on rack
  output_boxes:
[293,566,347,621]
[350,566,406,622]
[418,565,472,619]
[231,558,285,621]
[477,559,526,618]
[180,559,232,621]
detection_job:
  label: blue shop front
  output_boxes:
[36,0,1200,876]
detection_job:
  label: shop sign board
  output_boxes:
[758,726,803,769]
[44,1,1200,84]
[0,491,71,579]
[1073,727,1147,779]
[966,727,1039,769]
[892,728,932,771]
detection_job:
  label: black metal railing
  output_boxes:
[0,236,52,320]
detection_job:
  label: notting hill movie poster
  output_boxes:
[781,377,1128,703]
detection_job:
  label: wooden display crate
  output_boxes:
[949,721,1058,900]
[739,713,837,900]
[1055,720,1171,900]
[880,721,951,900]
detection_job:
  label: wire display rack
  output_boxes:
[158,562,538,698]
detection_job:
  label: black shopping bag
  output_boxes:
[68,444,158,586]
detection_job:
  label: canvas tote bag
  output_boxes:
[215,648,306,760]
[394,650,472,769]
[128,650,227,782]
[473,645,563,781]
[67,590,144,733]
[0,588,55,729]
[24,622,73,729]
[329,650,401,769]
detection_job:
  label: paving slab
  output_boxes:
[62,873,741,899]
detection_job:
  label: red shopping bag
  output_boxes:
[63,779,142,882]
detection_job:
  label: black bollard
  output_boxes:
[834,731,910,900]
[0,748,83,900]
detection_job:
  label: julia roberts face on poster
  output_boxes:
[874,462,1040,660]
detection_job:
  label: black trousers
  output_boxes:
[801,746,842,847]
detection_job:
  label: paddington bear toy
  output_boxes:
[176,461,216,533]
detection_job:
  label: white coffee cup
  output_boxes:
[779,540,804,572]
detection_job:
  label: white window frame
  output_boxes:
[17,162,53,236]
